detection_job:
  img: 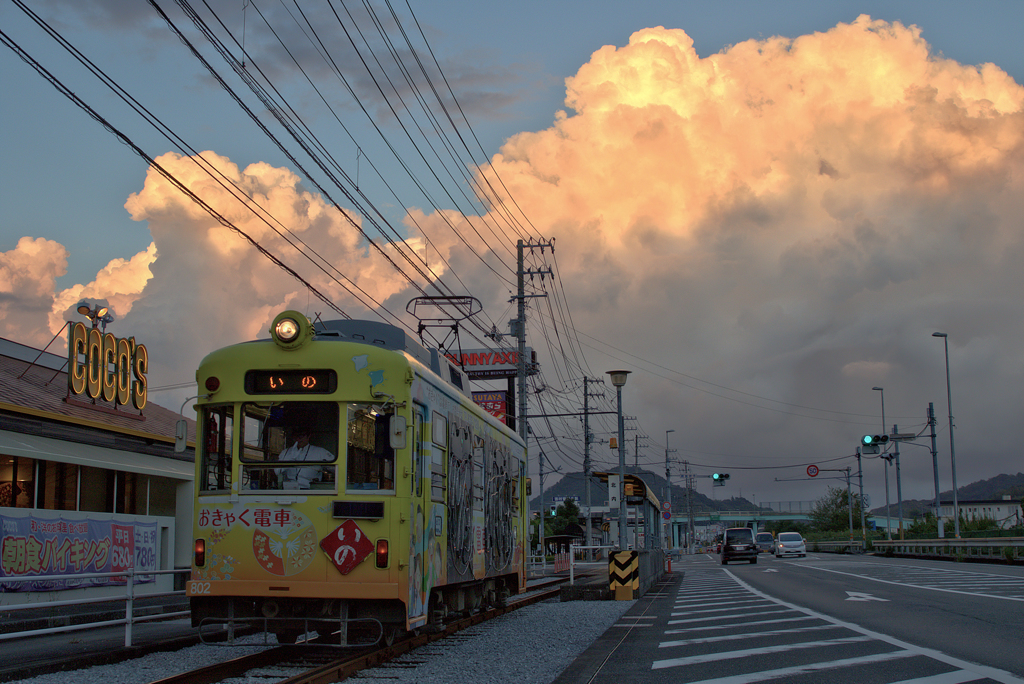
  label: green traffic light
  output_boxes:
[713,473,721,480]
[862,435,873,445]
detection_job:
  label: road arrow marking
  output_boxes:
[763,569,778,573]
[845,591,888,602]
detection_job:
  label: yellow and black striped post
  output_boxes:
[609,550,638,600]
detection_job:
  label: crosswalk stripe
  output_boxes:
[887,670,989,684]
[665,616,819,634]
[659,623,843,648]
[655,650,917,681]
[668,607,794,625]
[652,635,875,669]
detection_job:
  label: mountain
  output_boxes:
[868,472,1024,517]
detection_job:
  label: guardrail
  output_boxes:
[810,540,864,554]
[872,537,1024,562]
[0,568,190,647]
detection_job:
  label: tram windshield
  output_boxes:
[239,401,339,492]
[197,401,398,494]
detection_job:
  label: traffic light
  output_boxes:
[861,434,889,454]
[712,473,730,486]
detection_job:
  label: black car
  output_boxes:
[721,527,757,565]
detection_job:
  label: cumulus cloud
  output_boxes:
[0,237,68,343]
[5,16,1023,505]
[474,16,1024,498]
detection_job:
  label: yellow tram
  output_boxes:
[188,311,528,643]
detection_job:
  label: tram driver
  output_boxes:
[277,425,333,489]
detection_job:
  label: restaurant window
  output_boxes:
[0,456,35,508]
[39,461,78,510]
[79,465,111,512]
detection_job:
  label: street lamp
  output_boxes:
[932,332,960,538]
[76,301,114,331]
[665,429,675,549]
[607,370,631,549]
[872,386,892,540]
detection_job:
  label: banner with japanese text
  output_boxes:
[472,391,507,424]
[0,513,157,591]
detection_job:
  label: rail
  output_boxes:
[0,567,191,647]
[872,537,1024,562]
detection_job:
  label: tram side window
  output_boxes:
[199,406,234,492]
[346,403,396,492]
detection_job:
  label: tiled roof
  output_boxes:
[0,351,195,445]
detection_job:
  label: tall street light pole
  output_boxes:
[872,386,891,540]
[665,429,675,549]
[933,332,960,538]
[607,370,631,550]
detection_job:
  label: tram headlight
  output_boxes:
[194,539,206,568]
[275,317,300,342]
[270,310,312,349]
[375,539,389,569]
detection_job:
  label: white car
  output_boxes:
[774,532,806,558]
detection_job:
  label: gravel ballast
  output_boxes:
[4,598,634,684]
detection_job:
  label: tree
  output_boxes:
[550,499,581,535]
[810,485,871,532]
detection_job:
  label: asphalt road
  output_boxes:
[725,551,1024,677]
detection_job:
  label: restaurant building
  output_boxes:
[0,327,195,604]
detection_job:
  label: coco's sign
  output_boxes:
[67,322,148,410]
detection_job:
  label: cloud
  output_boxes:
[0,237,68,343]
[474,16,1024,497]
[6,16,1023,506]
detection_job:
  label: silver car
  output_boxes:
[774,532,806,558]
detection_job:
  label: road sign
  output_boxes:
[663,512,671,520]
[662,501,671,511]
[807,465,819,477]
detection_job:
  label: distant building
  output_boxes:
[939,496,1022,529]
[1,332,195,603]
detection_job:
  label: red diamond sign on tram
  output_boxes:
[320,520,375,575]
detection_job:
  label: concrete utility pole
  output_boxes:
[856,448,867,544]
[665,429,675,549]
[514,238,551,521]
[928,403,944,538]
[893,423,904,540]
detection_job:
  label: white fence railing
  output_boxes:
[872,537,1024,561]
[0,568,190,647]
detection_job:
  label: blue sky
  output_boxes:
[4,1,1021,288]
[2,1,1022,507]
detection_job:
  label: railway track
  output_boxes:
[148,584,564,684]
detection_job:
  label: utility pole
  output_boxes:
[514,238,551,521]
[928,403,944,538]
[538,450,546,557]
[582,377,602,560]
[893,423,904,540]
[665,430,676,549]
[856,448,867,545]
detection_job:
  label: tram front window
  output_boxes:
[239,402,339,492]
[346,403,396,492]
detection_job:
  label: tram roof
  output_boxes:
[313,319,470,397]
